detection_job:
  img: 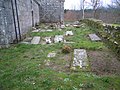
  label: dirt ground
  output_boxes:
[45,49,120,76]
[88,50,120,75]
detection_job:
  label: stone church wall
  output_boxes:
[0,0,64,46]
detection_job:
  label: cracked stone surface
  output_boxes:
[73,49,88,68]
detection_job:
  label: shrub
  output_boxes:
[62,45,72,54]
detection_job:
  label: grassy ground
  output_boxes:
[0,24,120,90]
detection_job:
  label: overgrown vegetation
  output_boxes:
[82,18,120,58]
[0,24,120,90]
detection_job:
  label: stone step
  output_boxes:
[31,36,41,44]
[89,34,101,41]
[73,49,88,68]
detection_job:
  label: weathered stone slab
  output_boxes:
[39,29,46,32]
[73,49,88,68]
[65,24,71,27]
[54,35,64,43]
[73,25,80,28]
[31,36,40,44]
[47,52,56,58]
[61,25,65,29]
[39,29,53,32]
[89,34,101,41]
[32,29,40,32]
[65,31,73,36]
[46,29,53,32]
[73,21,80,25]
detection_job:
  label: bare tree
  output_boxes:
[108,0,120,8]
[80,0,85,19]
[85,0,101,18]
[114,0,120,7]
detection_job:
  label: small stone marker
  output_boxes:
[45,37,52,44]
[47,52,56,58]
[31,36,40,44]
[89,34,101,41]
[65,31,73,36]
[73,49,88,68]
[54,35,64,43]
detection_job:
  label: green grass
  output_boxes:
[110,24,120,27]
[0,24,120,90]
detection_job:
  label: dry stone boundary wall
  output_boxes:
[82,18,120,56]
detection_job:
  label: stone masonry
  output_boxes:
[39,0,65,23]
[0,0,65,46]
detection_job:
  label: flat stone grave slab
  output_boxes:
[31,36,41,44]
[73,49,88,69]
[32,29,40,32]
[54,35,64,43]
[65,31,73,36]
[46,29,53,32]
[39,29,53,32]
[65,24,71,27]
[39,29,46,32]
[73,25,80,28]
[89,34,101,41]
[47,52,56,58]
[61,25,65,29]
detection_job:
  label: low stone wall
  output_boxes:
[82,18,120,57]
